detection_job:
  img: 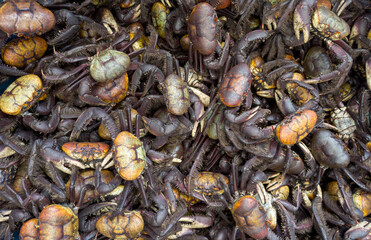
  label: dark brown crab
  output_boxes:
[0,1,81,76]
[303,41,353,95]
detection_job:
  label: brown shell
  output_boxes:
[0,0,55,36]
[232,196,268,240]
[276,109,317,145]
[92,73,129,103]
[285,73,313,106]
[219,63,252,107]
[114,131,146,181]
[188,2,218,55]
[180,35,191,51]
[1,36,47,68]
[96,210,144,239]
[38,204,79,240]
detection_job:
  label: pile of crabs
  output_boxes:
[0,0,371,239]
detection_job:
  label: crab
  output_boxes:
[221,78,322,183]
[293,0,350,43]
[303,40,353,95]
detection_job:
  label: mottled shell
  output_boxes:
[114,131,146,181]
[96,210,144,239]
[330,107,356,140]
[0,74,42,115]
[312,6,350,41]
[271,185,290,200]
[92,73,129,103]
[38,204,79,240]
[151,2,168,39]
[0,0,55,36]
[163,74,190,115]
[232,196,268,240]
[62,142,110,161]
[172,187,199,205]
[127,23,148,51]
[219,63,252,107]
[353,190,371,217]
[188,2,218,55]
[276,110,317,145]
[19,218,38,240]
[1,36,47,68]
[186,172,228,196]
[285,73,314,106]
[90,50,130,82]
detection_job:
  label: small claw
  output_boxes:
[264,18,277,31]
[266,174,285,192]
[0,210,11,222]
[179,215,213,228]
[64,158,86,169]
[256,89,275,98]
[293,0,315,43]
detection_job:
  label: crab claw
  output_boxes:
[293,0,316,43]
[350,13,371,46]
[0,210,11,222]
[256,182,277,230]
[263,7,278,31]
[179,215,213,229]
[266,173,286,192]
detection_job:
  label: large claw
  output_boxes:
[293,0,316,43]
